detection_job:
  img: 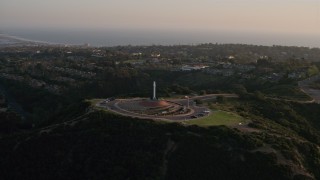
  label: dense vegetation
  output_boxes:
[1,109,316,180]
[0,44,320,179]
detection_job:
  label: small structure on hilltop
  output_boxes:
[116,80,189,116]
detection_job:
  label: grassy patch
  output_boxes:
[185,110,246,126]
[123,59,145,64]
[86,99,104,106]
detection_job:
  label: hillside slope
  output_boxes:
[1,108,319,180]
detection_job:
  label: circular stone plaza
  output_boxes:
[98,97,208,121]
[96,81,237,121]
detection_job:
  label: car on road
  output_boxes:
[100,101,107,105]
[197,113,205,117]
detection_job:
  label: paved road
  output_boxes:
[299,75,320,104]
[97,94,237,121]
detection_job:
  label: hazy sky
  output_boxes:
[1,0,320,35]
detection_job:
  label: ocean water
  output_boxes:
[1,28,320,47]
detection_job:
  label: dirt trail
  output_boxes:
[251,144,314,179]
